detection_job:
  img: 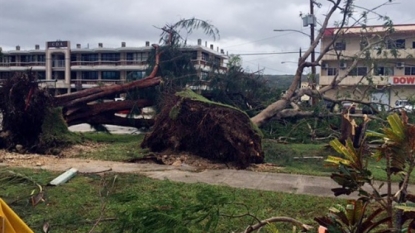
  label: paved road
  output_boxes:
[1,157,407,199]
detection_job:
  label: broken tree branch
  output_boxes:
[242,216,313,233]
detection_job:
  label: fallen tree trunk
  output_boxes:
[54,76,161,107]
[53,44,162,128]
[64,100,153,125]
[67,114,155,128]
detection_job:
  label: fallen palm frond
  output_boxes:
[0,169,44,206]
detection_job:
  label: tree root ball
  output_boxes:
[141,89,264,168]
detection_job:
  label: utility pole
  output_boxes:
[299,47,302,90]
[309,0,317,105]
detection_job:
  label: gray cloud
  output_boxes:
[0,0,412,74]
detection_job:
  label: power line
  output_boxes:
[236,51,300,56]
[221,33,295,49]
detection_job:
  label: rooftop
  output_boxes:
[323,23,415,37]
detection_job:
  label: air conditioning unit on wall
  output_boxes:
[396,62,405,69]
[322,63,329,69]
[339,62,347,69]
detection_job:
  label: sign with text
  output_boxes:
[47,41,68,48]
[390,76,415,85]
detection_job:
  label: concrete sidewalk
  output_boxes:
[142,169,409,199]
[1,157,407,199]
[144,168,344,198]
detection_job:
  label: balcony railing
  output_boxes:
[70,79,124,86]
[0,62,46,67]
[70,60,147,66]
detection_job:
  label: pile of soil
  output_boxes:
[141,90,264,168]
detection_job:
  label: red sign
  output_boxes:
[391,76,415,85]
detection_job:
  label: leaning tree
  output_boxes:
[251,0,397,127]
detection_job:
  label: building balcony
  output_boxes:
[319,75,390,86]
[193,63,227,73]
[322,48,415,61]
[70,79,124,89]
[70,60,148,71]
[321,50,359,61]
[0,62,46,71]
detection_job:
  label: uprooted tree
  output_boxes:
[141,89,264,168]
[0,45,162,153]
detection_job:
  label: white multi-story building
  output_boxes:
[0,40,228,94]
[319,24,415,109]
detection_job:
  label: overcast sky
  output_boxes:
[0,0,412,74]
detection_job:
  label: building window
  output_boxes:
[101,53,120,61]
[201,52,209,61]
[127,71,145,80]
[214,56,221,66]
[37,55,45,63]
[201,72,209,80]
[141,52,148,61]
[327,68,338,76]
[21,55,32,63]
[70,55,77,62]
[81,54,98,62]
[102,71,120,80]
[70,71,77,79]
[413,41,415,48]
[0,72,12,79]
[36,71,46,80]
[375,66,394,76]
[387,39,405,49]
[350,67,368,76]
[81,71,98,80]
[184,51,197,60]
[405,67,415,75]
[360,39,368,50]
[126,53,134,61]
[334,42,346,50]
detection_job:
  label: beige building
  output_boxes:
[319,24,415,109]
[0,40,228,94]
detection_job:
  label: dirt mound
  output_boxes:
[141,90,264,168]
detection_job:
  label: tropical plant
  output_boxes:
[158,17,219,46]
[315,200,390,233]
[319,112,415,232]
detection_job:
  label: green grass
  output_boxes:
[262,139,336,176]
[0,167,344,233]
[73,132,148,161]
[262,139,415,183]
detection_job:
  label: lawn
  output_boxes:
[75,132,414,183]
[1,133,409,232]
[0,167,345,232]
[73,133,148,161]
[262,139,336,176]
[262,139,415,183]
